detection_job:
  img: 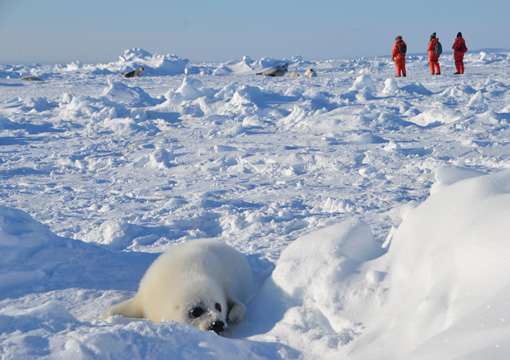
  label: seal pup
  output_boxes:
[100,239,253,335]
[256,63,288,77]
[304,69,317,77]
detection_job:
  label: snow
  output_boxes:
[2,48,510,359]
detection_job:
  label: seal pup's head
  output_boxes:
[169,276,229,334]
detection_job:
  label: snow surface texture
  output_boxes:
[2,49,510,359]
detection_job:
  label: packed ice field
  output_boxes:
[1,48,510,359]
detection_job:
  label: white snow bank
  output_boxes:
[74,48,188,76]
[164,76,213,102]
[101,80,160,108]
[57,82,164,135]
[81,219,134,250]
[347,170,510,359]
[240,219,386,356]
[431,164,487,194]
[111,48,188,75]
[381,78,400,96]
[0,205,156,299]
[212,56,304,76]
[0,205,58,292]
[213,56,256,75]
[350,74,377,94]
[468,91,488,111]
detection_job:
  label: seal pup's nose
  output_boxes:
[208,320,225,334]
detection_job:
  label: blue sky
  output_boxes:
[1,0,509,64]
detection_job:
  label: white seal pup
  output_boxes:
[100,239,253,335]
[304,68,317,77]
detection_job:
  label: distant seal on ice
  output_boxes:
[119,67,144,78]
[304,69,317,77]
[256,63,288,77]
[100,239,253,335]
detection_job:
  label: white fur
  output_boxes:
[304,69,317,77]
[100,239,253,333]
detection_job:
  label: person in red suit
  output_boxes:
[427,32,441,75]
[392,36,407,77]
[452,32,468,74]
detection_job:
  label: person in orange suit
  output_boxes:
[427,32,441,75]
[452,32,468,74]
[392,35,407,77]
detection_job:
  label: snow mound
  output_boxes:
[213,56,256,75]
[349,171,510,359]
[76,48,189,76]
[468,91,488,111]
[174,77,207,100]
[250,57,292,71]
[82,219,133,250]
[350,74,377,94]
[381,78,400,96]
[115,48,189,75]
[0,205,156,299]
[101,80,159,107]
[243,219,385,355]
[0,205,61,293]
[431,164,487,194]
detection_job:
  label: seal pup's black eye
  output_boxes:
[190,307,205,318]
[215,303,222,312]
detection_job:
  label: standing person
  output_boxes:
[452,32,468,74]
[392,35,407,77]
[427,32,441,75]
